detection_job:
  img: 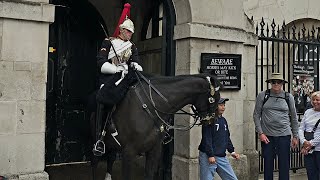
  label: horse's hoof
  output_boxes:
[104,173,112,180]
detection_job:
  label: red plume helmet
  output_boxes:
[113,3,132,37]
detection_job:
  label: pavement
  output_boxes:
[46,161,308,180]
[258,169,307,180]
[45,158,145,180]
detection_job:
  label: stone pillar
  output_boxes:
[0,1,54,179]
[171,0,259,179]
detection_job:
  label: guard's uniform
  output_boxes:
[96,37,141,106]
[92,3,143,156]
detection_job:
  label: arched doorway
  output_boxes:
[46,0,105,164]
[45,0,176,179]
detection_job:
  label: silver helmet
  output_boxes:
[119,18,134,33]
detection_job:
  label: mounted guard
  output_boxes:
[93,3,143,156]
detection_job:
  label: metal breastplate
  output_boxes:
[108,38,133,65]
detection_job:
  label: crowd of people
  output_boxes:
[198,72,319,180]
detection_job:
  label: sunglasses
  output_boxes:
[271,80,284,84]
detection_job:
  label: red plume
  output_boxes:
[113,3,131,37]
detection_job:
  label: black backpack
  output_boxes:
[262,89,290,109]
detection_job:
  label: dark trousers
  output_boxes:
[262,135,291,180]
[304,151,320,180]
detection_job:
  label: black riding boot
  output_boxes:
[93,103,105,156]
[93,104,118,156]
[107,116,117,134]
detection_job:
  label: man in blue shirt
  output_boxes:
[198,98,240,180]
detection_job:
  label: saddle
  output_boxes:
[96,68,137,106]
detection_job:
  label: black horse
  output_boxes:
[91,73,221,180]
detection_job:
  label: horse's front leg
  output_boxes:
[121,148,137,180]
[104,151,116,180]
[145,140,162,180]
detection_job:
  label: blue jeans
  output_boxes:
[304,151,320,180]
[199,151,238,180]
[261,135,291,180]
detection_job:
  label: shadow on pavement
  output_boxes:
[46,157,145,180]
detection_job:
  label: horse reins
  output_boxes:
[133,71,219,131]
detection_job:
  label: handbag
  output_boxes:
[304,119,320,141]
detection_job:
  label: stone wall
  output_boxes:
[244,0,320,25]
[171,0,259,179]
[0,0,54,179]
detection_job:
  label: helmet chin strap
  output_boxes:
[119,29,130,41]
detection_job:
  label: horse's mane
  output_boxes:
[143,73,218,85]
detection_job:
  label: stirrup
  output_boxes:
[93,140,105,156]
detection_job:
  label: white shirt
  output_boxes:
[298,108,320,151]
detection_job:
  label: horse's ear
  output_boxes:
[210,76,223,89]
[199,68,213,74]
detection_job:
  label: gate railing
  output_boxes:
[255,17,320,173]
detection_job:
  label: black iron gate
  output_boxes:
[255,18,320,173]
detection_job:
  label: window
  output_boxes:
[144,3,163,40]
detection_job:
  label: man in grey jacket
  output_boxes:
[253,72,299,180]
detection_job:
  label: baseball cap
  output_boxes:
[218,98,229,104]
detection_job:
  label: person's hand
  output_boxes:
[301,147,309,155]
[303,140,313,150]
[208,157,216,164]
[303,140,312,148]
[116,65,126,73]
[291,137,299,148]
[231,152,240,160]
[259,133,270,144]
[130,62,143,71]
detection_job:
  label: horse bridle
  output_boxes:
[134,71,220,131]
[192,76,220,122]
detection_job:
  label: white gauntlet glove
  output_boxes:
[130,62,143,71]
[116,65,126,73]
[101,62,128,74]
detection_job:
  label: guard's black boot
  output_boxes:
[107,119,117,134]
[92,103,105,156]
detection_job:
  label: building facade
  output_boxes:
[0,0,54,179]
[6,0,312,179]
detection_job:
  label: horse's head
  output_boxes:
[192,75,221,122]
